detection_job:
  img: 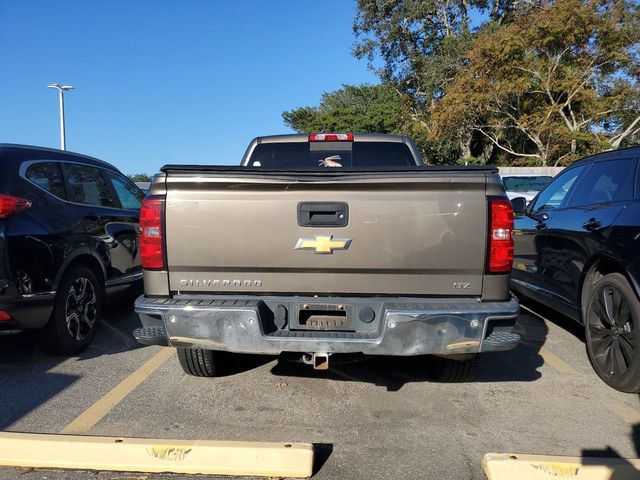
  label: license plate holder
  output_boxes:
[291,303,355,331]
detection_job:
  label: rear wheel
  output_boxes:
[39,265,102,355]
[429,355,477,382]
[177,347,220,377]
[585,273,640,393]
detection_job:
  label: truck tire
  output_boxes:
[177,347,219,377]
[584,273,640,393]
[39,265,102,355]
[429,355,477,382]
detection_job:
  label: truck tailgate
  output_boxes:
[164,170,488,296]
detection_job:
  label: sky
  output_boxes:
[0,1,378,174]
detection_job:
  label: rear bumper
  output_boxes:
[0,290,55,330]
[0,231,55,330]
[134,295,520,356]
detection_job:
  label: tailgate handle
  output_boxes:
[298,202,349,227]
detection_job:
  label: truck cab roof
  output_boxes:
[240,133,424,168]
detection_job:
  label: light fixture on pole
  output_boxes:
[47,84,74,150]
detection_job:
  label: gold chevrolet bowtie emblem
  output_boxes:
[295,235,352,254]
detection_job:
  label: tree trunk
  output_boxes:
[539,149,548,167]
[482,142,494,163]
[459,130,472,159]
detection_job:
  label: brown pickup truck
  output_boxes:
[134,133,519,380]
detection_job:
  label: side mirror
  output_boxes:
[530,210,549,222]
[511,197,527,214]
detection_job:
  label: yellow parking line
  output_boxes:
[520,305,640,424]
[61,347,175,434]
[538,347,581,376]
[603,399,640,425]
[519,305,582,376]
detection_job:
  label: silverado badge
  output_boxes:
[295,235,352,254]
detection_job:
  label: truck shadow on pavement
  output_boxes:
[473,310,547,382]
[269,313,547,391]
[0,298,143,430]
[520,297,586,342]
[82,296,145,359]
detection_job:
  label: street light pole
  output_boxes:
[47,84,74,150]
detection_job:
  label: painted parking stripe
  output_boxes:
[603,399,640,425]
[521,305,640,424]
[519,305,582,375]
[538,347,581,376]
[61,347,175,434]
[0,432,314,478]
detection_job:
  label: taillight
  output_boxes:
[140,196,165,269]
[0,311,12,321]
[308,133,354,142]
[0,194,32,219]
[487,198,514,273]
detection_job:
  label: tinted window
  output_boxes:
[567,158,637,207]
[62,164,116,207]
[25,162,66,199]
[310,148,352,168]
[351,142,415,167]
[248,141,416,168]
[532,166,586,211]
[637,161,640,199]
[503,176,552,192]
[249,143,309,168]
[106,172,144,209]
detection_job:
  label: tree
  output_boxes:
[282,83,457,161]
[282,84,404,134]
[431,0,640,166]
[128,173,152,182]
[352,0,517,161]
[353,0,486,94]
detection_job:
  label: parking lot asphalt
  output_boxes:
[1,296,640,480]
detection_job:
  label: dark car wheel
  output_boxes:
[177,347,220,377]
[428,355,477,383]
[585,273,640,393]
[39,265,102,355]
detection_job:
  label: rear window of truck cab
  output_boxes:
[248,141,416,169]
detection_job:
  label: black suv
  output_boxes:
[0,144,144,354]
[511,147,640,392]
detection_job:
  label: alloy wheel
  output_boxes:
[588,284,636,378]
[65,277,97,341]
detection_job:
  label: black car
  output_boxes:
[511,147,640,392]
[0,144,144,354]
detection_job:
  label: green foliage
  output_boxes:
[431,0,640,166]
[351,0,525,162]
[282,84,403,135]
[353,0,487,99]
[128,173,152,182]
[458,157,482,165]
[282,0,640,166]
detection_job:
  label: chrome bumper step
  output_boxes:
[482,330,521,351]
[133,326,169,346]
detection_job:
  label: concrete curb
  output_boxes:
[484,453,640,479]
[0,432,314,478]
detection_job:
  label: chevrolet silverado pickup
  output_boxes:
[133,133,519,380]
